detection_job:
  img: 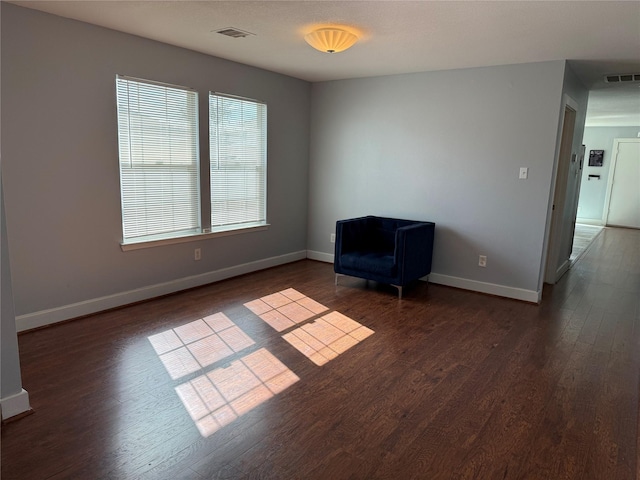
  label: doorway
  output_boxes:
[603,138,640,229]
[545,102,578,284]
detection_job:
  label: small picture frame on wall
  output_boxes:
[588,150,604,167]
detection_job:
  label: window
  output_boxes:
[209,93,267,231]
[116,77,268,247]
[116,76,200,243]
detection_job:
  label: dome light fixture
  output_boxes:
[304,27,358,53]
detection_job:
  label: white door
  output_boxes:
[605,139,640,229]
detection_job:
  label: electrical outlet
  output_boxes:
[330,233,335,243]
[478,255,487,267]
[194,248,201,261]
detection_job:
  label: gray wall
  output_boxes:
[1,176,25,410]
[562,64,589,158]
[1,4,310,323]
[308,61,567,296]
[578,126,640,222]
[547,63,589,278]
[1,7,26,416]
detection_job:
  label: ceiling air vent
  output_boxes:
[215,27,255,39]
[604,73,640,83]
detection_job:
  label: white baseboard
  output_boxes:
[576,218,605,226]
[305,250,539,303]
[306,250,334,263]
[15,249,541,331]
[1,388,30,420]
[554,259,571,284]
[428,273,540,303]
[16,251,307,332]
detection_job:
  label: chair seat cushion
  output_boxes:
[340,251,397,278]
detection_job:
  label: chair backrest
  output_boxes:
[364,216,424,253]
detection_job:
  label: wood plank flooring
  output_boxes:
[2,227,639,479]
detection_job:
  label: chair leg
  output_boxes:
[392,284,403,299]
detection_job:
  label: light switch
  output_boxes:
[519,167,528,179]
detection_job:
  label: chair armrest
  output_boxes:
[395,222,435,283]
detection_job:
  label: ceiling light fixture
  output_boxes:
[304,27,358,53]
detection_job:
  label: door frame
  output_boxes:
[602,138,640,226]
[567,144,586,254]
[543,94,579,286]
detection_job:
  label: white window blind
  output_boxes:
[116,75,200,242]
[209,93,267,230]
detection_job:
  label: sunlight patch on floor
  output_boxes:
[282,311,374,366]
[244,288,329,332]
[149,289,374,438]
[175,348,299,437]
[148,313,254,380]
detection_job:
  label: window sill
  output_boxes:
[120,224,270,251]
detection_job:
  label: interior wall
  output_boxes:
[577,126,640,223]
[308,61,566,300]
[0,6,29,419]
[544,63,589,282]
[562,64,589,162]
[1,4,311,328]
[1,176,29,418]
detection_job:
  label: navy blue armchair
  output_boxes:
[334,216,435,298]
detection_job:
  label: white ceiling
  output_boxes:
[9,0,640,126]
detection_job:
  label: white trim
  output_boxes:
[121,224,269,251]
[602,138,640,226]
[306,250,334,263]
[602,139,619,225]
[305,250,539,303]
[541,92,580,287]
[563,94,579,113]
[17,248,542,332]
[427,273,540,303]
[16,251,306,332]
[117,74,196,92]
[1,388,31,420]
[576,218,605,226]
[554,259,571,282]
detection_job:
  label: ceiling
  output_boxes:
[9,1,640,126]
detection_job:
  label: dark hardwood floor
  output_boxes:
[2,227,639,479]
